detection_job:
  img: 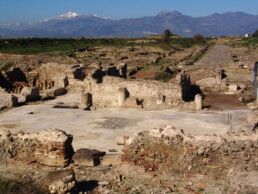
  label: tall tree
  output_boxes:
[253,30,258,37]
[163,29,171,42]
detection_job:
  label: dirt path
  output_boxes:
[195,43,231,68]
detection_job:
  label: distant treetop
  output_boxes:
[253,30,258,37]
[163,29,172,42]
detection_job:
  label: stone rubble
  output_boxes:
[72,148,105,167]
[0,128,74,168]
[1,125,258,193]
[120,125,258,193]
[47,169,77,194]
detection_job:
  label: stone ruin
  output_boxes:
[195,67,250,97]
[1,125,258,193]
[0,62,202,110]
[0,129,74,168]
[78,73,195,109]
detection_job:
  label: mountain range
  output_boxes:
[0,10,258,38]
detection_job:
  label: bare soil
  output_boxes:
[128,70,156,79]
[203,93,247,110]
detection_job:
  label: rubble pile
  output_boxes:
[1,126,258,193]
[121,126,258,193]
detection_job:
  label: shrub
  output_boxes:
[194,33,204,40]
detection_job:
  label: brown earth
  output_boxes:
[128,70,156,79]
[203,93,247,110]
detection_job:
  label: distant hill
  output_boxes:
[0,11,258,38]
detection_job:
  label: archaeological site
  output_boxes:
[0,36,258,193]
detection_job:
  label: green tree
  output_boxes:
[253,30,258,37]
[163,29,171,42]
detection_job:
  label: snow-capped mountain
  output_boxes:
[42,12,80,22]
[0,11,257,38]
[56,12,79,19]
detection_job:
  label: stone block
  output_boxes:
[41,89,55,100]
[81,92,92,108]
[34,129,74,167]
[72,148,105,167]
[5,95,18,107]
[47,169,77,194]
[229,84,238,94]
[53,87,67,96]
[21,87,40,101]
[216,69,222,85]
[195,94,202,110]
[101,154,122,166]
[0,129,74,168]
[118,88,126,107]
[116,136,129,145]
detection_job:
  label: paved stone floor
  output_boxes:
[195,43,231,67]
[0,94,250,152]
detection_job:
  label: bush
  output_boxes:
[155,72,176,82]
[194,33,204,40]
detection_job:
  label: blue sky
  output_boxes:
[0,0,258,24]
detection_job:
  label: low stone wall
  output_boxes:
[78,73,194,109]
[90,77,182,108]
[0,129,74,167]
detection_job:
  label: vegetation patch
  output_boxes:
[242,37,258,49]
[0,178,48,194]
[169,37,210,48]
[227,37,258,50]
[155,71,177,82]
[0,37,211,55]
[1,62,14,71]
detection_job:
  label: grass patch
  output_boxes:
[155,72,177,82]
[242,37,258,48]
[169,38,210,48]
[0,37,211,55]
[227,37,258,50]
